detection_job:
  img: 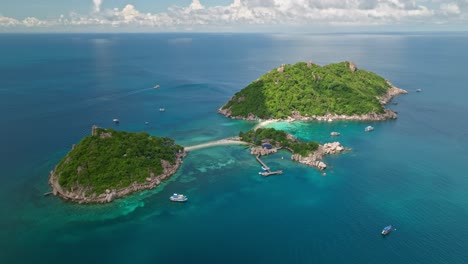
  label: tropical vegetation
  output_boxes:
[239,128,319,156]
[55,127,183,194]
[221,61,391,119]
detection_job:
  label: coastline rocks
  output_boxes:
[379,82,408,105]
[48,151,187,204]
[322,142,345,154]
[291,142,346,170]
[217,107,258,121]
[218,80,407,122]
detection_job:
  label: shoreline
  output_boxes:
[219,83,408,124]
[250,142,346,170]
[48,152,187,204]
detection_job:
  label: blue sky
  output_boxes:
[0,0,467,32]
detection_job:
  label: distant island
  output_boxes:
[240,127,345,170]
[219,61,407,121]
[48,126,185,204]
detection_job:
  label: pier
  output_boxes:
[255,155,283,177]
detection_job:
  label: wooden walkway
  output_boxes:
[255,155,283,177]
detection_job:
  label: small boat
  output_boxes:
[169,193,188,202]
[365,126,374,132]
[416,88,422,92]
[112,118,120,123]
[330,132,340,136]
[381,225,393,236]
[159,108,165,112]
[145,122,149,125]
[154,84,160,89]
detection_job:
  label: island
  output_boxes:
[48,126,185,204]
[240,128,346,170]
[219,61,407,121]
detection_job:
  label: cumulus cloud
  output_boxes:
[1,0,467,31]
[93,0,103,13]
[0,16,20,27]
[440,2,461,14]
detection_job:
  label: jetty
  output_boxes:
[255,155,283,177]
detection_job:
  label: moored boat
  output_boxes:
[169,193,188,202]
[365,126,374,132]
[330,131,340,136]
[381,225,393,236]
[112,118,120,123]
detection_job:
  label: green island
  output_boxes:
[240,127,345,171]
[219,61,407,120]
[240,128,319,156]
[48,126,185,204]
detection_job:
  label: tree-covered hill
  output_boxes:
[55,127,184,195]
[220,61,392,119]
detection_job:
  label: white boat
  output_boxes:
[330,132,340,136]
[365,126,374,132]
[112,118,120,123]
[145,122,149,125]
[159,108,165,112]
[154,84,160,89]
[169,193,188,202]
[416,88,422,92]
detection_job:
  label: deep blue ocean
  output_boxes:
[1,33,468,263]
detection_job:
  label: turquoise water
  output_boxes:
[1,33,468,263]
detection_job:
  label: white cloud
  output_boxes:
[0,16,20,27]
[0,0,467,31]
[93,0,103,13]
[440,2,461,14]
[189,0,205,10]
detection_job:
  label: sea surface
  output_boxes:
[1,32,468,263]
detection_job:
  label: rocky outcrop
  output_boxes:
[248,141,347,171]
[250,146,277,156]
[347,61,357,72]
[217,106,258,121]
[378,81,408,105]
[48,152,187,204]
[291,142,346,170]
